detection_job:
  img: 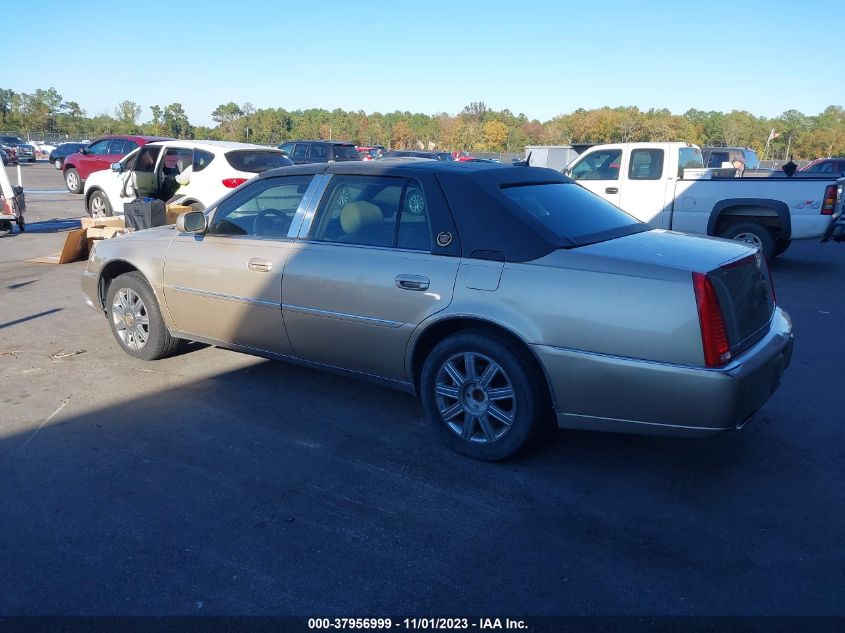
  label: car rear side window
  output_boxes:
[311,144,329,160]
[501,183,643,247]
[123,140,139,154]
[193,149,215,172]
[628,149,664,180]
[108,140,126,154]
[311,175,429,250]
[224,150,293,173]
[331,145,361,161]
[209,175,313,238]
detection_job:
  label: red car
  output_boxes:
[799,158,845,175]
[63,135,171,194]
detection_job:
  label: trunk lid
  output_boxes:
[577,229,775,356]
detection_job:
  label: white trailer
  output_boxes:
[524,145,579,171]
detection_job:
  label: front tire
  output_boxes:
[65,167,83,194]
[0,220,12,236]
[88,190,113,218]
[420,332,545,460]
[54,158,63,169]
[105,272,181,361]
[721,221,775,261]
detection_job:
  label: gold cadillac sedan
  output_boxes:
[82,160,793,460]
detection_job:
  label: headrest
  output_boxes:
[340,201,382,234]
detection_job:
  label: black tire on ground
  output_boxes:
[0,220,13,236]
[721,221,776,261]
[420,331,547,461]
[16,215,25,232]
[65,167,83,194]
[773,239,791,257]
[88,190,113,218]
[105,272,181,361]
[54,158,62,169]
[28,158,36,163]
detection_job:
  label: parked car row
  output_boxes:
[0,135,36,164]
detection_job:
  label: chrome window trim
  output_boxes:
[291,239,432,255]
[168,285,280,308]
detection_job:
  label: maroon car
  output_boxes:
[63,135,171,194]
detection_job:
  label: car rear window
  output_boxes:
[501,182,645,247]
[332,145,362,161]
[224,150,294,173]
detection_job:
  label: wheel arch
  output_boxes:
[407,315,556,412]
[707,198,792,240]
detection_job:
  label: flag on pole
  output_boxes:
[767,128,781,142]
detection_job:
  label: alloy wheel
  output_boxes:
[111,288,150,351]
[435,352,517,443]
[90,194,107,218]
[66,171,79,191]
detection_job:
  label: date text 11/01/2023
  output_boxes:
[307,618,528,630]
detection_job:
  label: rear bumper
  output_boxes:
[822,214,845,242]
[534,307,793,437]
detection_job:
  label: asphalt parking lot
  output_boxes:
[1,162,843,616]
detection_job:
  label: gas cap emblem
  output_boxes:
[436,232,452,247]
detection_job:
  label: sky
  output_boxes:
[6,0,843,126]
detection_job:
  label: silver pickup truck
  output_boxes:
[564,142,844,260]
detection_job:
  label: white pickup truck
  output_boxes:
[563,142,844,259]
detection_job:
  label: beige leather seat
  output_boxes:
[340,201,383,236]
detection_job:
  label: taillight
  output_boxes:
[821,184,837,215]
[222,178,248,188]
[692,272,731,368]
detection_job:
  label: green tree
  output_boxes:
[211,102,243,138]
[114,100,142,133]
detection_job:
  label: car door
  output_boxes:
[161,174,317,353]
[281,172,461,382]
[77,139,112,179]
[124,144,163,200]
[618,147,671,226]
[566,148,622,206]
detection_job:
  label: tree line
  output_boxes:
[1,87,843,160]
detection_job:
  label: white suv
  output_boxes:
[83,140,293,217]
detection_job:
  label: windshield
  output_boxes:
[332,145,362,161]
[225,150,294,173]
[501,182,644,247]
[742,150,760,170]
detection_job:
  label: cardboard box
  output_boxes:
[81,216,125,230]
[166,204,192,225]
[86,226,122,239]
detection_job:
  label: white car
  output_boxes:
[83,140,293,218]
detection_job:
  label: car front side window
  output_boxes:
[569,150,622,181]
[208,176,313,238]
[86,140,111,155]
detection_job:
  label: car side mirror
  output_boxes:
[111,162,123,172]
[80,147,89,155]
[176,211,207,233]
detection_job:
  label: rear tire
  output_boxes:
[420,332,546,460]
[54,158,62,169]
[65,167,83,194]
[721,221,776,261]
[0,220,12,236]
[105,272,181,361]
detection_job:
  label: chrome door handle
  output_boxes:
[605,187,619,194]
[248,258,273,272]
[395,274,430,291]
